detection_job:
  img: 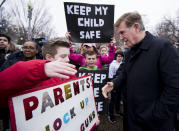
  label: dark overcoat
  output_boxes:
[113,31,179,131]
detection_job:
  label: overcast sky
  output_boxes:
[44,0,179,37]
[2,0,179,37]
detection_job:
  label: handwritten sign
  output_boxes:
[9,76,98,131]
[64,2,114,43]
[77,70,108,113]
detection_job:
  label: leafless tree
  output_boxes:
[155,12,179,43]
[1,0,56,44]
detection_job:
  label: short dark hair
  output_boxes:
[23,41,39,49]
[42,39,70,57]
[115,51,124,59]
[84,51,97,58]
[0,33,11,43]
[115,12,145,31]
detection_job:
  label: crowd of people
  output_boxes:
[0,11,179,131]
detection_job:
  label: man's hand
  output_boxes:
[102,82,114,98]
[45,60,77,79]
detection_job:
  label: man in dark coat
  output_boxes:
[102,12,179,131]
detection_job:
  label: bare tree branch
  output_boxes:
[1,0,56,44]
[155,12,179,43]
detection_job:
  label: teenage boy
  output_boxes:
[0,39,77,131]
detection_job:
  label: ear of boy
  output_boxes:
[45,54,54,61]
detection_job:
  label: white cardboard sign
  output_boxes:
[9,75,98,131]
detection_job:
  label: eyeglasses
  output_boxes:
[22,46,36,50]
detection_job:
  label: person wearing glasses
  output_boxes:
[0,41,42,71]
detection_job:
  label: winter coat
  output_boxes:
[113,31,179,131]
[0,50,43,72]
[0,49,15,68]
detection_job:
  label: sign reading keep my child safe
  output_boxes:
[64,2,114,43]
[9,75,98,131]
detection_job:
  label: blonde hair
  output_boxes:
[99,45,108,51]
[8,42,17,51]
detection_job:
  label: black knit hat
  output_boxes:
[0,33,11,42]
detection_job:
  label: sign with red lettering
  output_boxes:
[9,75,98,131]
[64,2,114,43]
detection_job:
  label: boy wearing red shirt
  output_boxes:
[0,39,77,130]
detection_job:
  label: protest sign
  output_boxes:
[9,76,98,131]
[64,2,114,43]
[77,70,108,113]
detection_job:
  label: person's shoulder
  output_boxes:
[12,50,21,54]
[97,54,101,57]
[153,37,172,51]
[93,65,98,70]
[154,36,170,44]
[146,31,169,45]
[109,60,115,65]
[8,50,23,58]
[145,33,171,51]
[79,66,88,70]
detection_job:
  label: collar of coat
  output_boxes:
[138,31,154,51]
